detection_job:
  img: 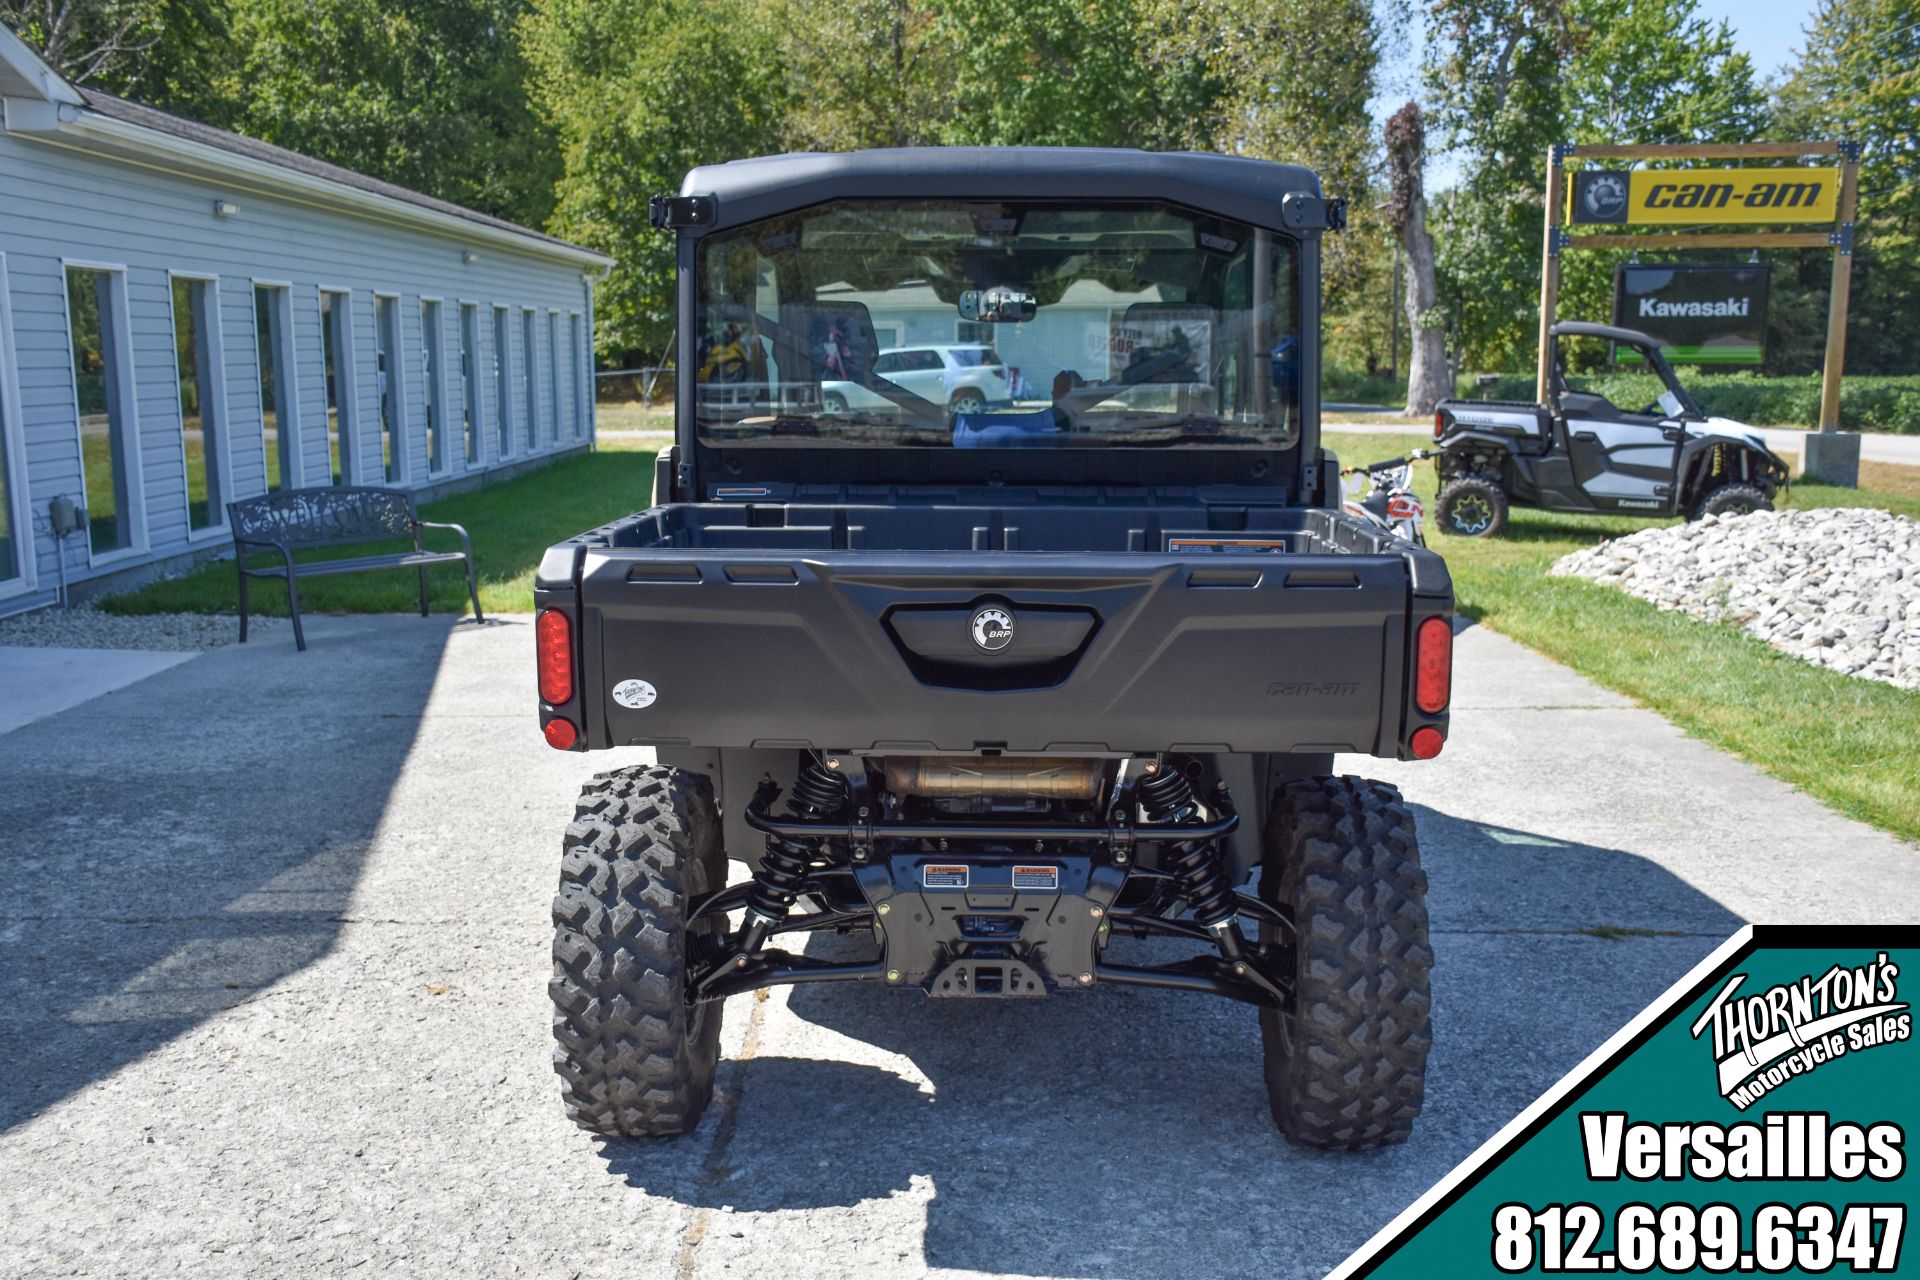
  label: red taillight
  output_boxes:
[1410,726,1445,759]
[1434,410,1445,440]
[536,608,573,705]
[1415,616,1452,714]
[544,717,578,750]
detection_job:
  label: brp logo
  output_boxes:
[1575,170,1630,224]
[970,606,1015,653]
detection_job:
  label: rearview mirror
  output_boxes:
[958,286,1036,324]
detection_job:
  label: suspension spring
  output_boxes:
[747,761,849,923]
[1137,768,1236,928]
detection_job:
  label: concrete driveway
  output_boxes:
[1,615,1913,1278]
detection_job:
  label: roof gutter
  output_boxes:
[5,101,613,270]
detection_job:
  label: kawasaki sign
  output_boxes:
[1612,264,1770,366]
[1571,167,1841,225]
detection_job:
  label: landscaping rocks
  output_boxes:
[1550,507,1920,690]
[0,605,274,652]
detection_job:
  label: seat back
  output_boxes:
[1112,304,1213,384]
[778,299,881,388]
[228,486,418,548]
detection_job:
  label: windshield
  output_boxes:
[694,200,1302,449]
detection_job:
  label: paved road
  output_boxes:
[1329,417,1920,466]
[1,617,1913,1278]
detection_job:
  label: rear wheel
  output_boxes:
[1435,475,1508,538]
[551,766,726,1137]
[821,390,849,414]
[1258,776,1433,1150]
[950,389,988,416]
[1691,481,1772,521]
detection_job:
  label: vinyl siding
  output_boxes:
[0,126,595,607]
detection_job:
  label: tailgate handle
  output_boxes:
[1284,569,1359,588]
[1186,568,1262,588]
[626,562,702,583]
[725,563,799,584]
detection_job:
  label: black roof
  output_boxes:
[81,90,605,261]
[1551,320,1662,348]
[680,148,1324,233]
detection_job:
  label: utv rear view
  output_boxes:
[535,149,1453,1150]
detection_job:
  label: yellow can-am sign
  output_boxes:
[1570,168,1841,225]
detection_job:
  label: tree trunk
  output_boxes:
[1383,101,1452,415]
[1401,198,1451,414]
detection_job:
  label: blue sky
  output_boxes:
[1376,0,1822,190]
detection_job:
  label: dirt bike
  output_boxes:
[1342,449,1435,547]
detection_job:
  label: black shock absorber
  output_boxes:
[1137,766,1236,929]
[742,761,849,947]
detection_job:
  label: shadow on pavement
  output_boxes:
[599,807,1743,1278]
[0,616,456,1131]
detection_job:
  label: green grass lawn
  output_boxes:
[1324,428,1920,843]
[103,426,1919,841]
[101,438,660,619]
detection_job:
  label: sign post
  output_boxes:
[1538,140,1862,485]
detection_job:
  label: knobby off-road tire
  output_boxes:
[551,766,727,1137]
[1434,474,1508,538]
[1258,776,1433,1150]
[1692,481,1773,521]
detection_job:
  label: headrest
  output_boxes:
[779,300,881,384]
[1112,303,1213,384]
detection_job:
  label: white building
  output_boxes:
[0,28,612,614]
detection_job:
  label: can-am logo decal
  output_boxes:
[1690,952,1911,1109]
[970,606,1015,653]
[1570,166,1841,225]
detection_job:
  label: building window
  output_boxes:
[570,313,589,439]
[375,295,403,482]
[254,286,294,492]
[171,277,224,531]
[521,309,539,451]
[547,311,562,444]
[493,305,513,458]
[320,290,352,485]
[0,343,16,587]
[422,300,447,474]
[459,304,480,465]
[65,266,135,555]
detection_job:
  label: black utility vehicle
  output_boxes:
[535,150,1454,1150]
[1431,321,1790,537]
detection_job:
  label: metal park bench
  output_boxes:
[227,486,484,652]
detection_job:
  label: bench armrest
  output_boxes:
[232,534,297,575]
[415,520,475,559]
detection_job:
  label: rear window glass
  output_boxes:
[950,348,999,367]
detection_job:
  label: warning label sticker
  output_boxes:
[922,864,969,889]
[1167,537,1291,554]
[1011,865,1060,891]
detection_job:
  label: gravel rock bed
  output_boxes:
[1551,507,1920,689]
[0,605,276,652]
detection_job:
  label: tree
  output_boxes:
[1162,0,1382,297]
[214,0,558,228]
[1425,0,1770,371]
[1773,0,1919,375]
[1385,103,1451,412]
[521,0,786,362]
[1425,0,1574,372]
[2,0,166,82]
[935,0,1214,150]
